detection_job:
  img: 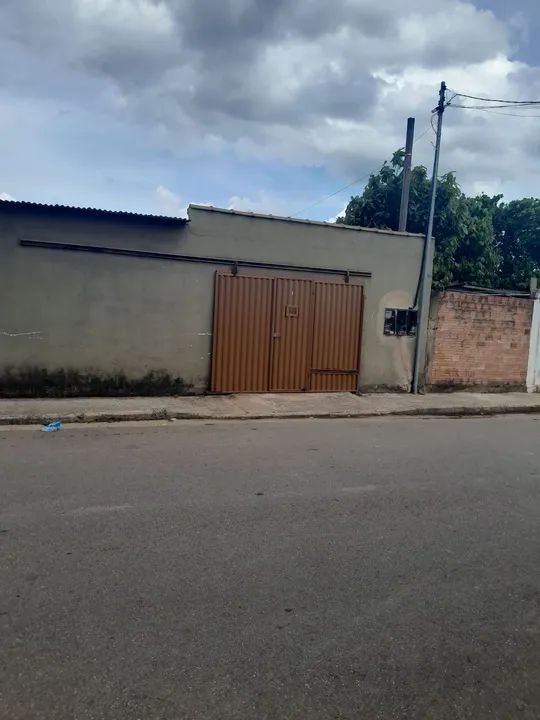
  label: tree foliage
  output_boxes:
[337,152,539,290]
[493,198,540,289]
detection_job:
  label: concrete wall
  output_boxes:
[0,204,424,396]
[427,290,533,391]
[526,296,540,392]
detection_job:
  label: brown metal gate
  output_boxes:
[211,274,274,393]
[211,273,363,393]
[270,278,313,391]
[309,281,363,391]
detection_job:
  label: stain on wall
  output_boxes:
[1,204,424,396]
[0,367,191,398]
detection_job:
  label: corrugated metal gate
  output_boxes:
[211,273,363,393]
[270,278,314,391]
[310,280,364,391]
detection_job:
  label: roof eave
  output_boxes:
[188,204,424,238]
[0,200,188,226]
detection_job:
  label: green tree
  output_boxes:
[338,153,503,288]
[493,198,540,289]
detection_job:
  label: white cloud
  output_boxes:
[0,0,539,211]
[227,192,296,216]
[153,185,187,217]
[326,205,348,223]
[0,192,15,201]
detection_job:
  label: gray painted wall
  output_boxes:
[0,204,424,395]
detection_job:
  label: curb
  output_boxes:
[2,404,540,426]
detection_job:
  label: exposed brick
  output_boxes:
[428,291,533,388]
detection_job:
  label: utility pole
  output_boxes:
[412,81,446,394]
[398,117,415,232]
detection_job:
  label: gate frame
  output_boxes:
[211,271,364,393]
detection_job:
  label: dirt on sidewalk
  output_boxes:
[2,391,540,425]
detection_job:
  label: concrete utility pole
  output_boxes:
[412,82,446,394]
[398,117,415,232]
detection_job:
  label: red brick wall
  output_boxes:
[427,291,533,390]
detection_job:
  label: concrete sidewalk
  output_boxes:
[2,392,540,425]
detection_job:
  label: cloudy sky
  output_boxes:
[1,0,539,220]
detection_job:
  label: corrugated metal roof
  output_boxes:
[0,199,188,225]
[188,204,425,237]
[447,283,531,298]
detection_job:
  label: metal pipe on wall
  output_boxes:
[19,239,372,280]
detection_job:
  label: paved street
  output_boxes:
[1,416,539,719]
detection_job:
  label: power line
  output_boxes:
[476,109,540,118]
[454,106,540,118]
[413,120,435,143]
[446,88,540,116]
[292,116,436,221]
[447,89,540,105]
[291,171,372,218]
[450,102,540,110]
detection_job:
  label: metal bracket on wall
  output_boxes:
[231,261,239,275]
[344,271,350,284]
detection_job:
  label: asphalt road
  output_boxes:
[1,416,539,720]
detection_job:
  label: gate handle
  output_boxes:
[273,332,281,339]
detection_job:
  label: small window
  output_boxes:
[384,308,417,336]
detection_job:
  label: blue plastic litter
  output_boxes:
[41,420,62,432]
